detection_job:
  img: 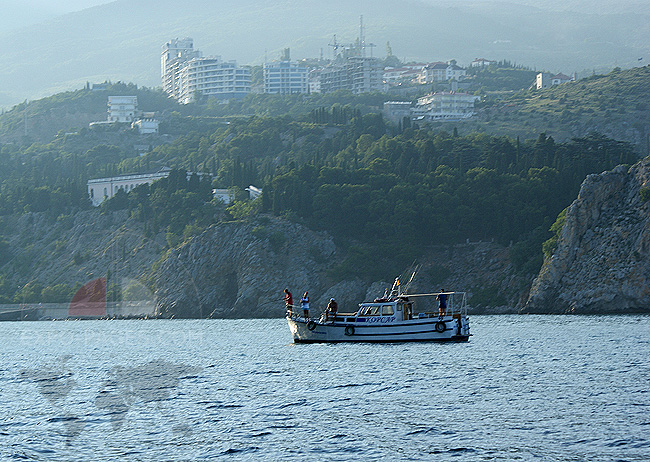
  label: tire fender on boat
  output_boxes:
[344,325,355,336]
[435,321,446,333]
[307,320,317,331]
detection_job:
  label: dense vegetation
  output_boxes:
[107,115,636,281]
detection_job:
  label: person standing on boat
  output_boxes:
[284,289,293,316]
[325,298,338,322]
[301,292,310,320]
[437,289,448,317]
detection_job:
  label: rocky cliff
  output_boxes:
[152,216,339,318]
[525,158,650,314]
[152,215,528,318]
[1,210,529,317]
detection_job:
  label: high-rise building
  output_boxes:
[161,38,201,99]
[346,57,383,94]
[263,61,308,94]
[161,38,250,103]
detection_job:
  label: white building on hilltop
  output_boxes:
[318,56,383,94]
[418,62,466,84]
[162,38,250,103]
[536,72,574,89]
[161,38,200,99]
[108,96,137,123]
[87,167,171,206]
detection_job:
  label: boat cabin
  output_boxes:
[330,292,465,324]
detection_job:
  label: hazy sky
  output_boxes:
[1,0,114,34]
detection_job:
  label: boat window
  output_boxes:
[371,306,380,315]
[382,305,394,316]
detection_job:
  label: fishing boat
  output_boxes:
[287,278,470,343]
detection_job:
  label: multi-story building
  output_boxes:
[161,38,250,103]
[319,65,349,93]
[161,38,201,99]
[318,56,383,94]
[346,57,384,94]
[410,92,480,121]
[177,56,251,104]
[108,96,137,123]
[383,67,420,84]
[264,61,308,94]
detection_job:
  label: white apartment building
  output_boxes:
[319,65,349,93]
[108,96,137,123]
[347,57,384,94]
[411,92,480,121]
[161,38,201,99]
[213,189,234,204]
[161,38,250,103]
[319,57,383,94]
[87,167,171,206]
[264,61,308,94]
[177,56,251,104]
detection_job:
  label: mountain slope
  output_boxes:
[1,0,648,108]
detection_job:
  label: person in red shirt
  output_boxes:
[284,289,293,316]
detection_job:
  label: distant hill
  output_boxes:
[461,66,650,147]
[0,0,648,109]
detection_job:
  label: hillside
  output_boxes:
[1,0,648,108]
[458,66,650,147]
[2,66,649,148]
[0,69,646,315]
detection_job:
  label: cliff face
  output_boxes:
[152,215,529,318]
[525,159,650,314]
[153,217,339,318]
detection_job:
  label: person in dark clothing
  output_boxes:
[436,289,448,317]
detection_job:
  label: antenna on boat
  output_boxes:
[402,264,421,295]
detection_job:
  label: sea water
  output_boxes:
[0,315,648,461]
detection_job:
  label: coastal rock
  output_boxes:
[525,159,650,314]
[153,217,338,318]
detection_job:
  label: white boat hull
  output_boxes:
[288,315,470,343]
